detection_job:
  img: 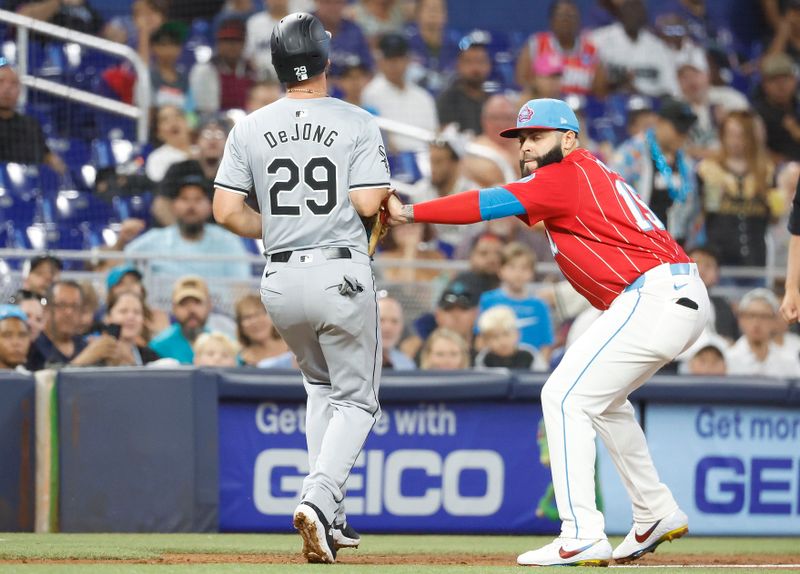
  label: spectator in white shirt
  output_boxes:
[413,126,480,251]
[245,0,289,80]
[591,0,678,97]
[362,32,438,152]
[145,105,193,183]
[727,288,800,378]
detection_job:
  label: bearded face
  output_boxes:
[519,131,565,177]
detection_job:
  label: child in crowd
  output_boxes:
[193,331,240,367]
[474,306,546,370]
[478,242,554,355]
[686,343,727,376]
[419,328,470,370]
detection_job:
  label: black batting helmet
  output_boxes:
[270,12,330,84]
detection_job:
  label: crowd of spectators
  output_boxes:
[0,0,799,380]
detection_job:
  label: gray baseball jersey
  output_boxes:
[215,95,390,529]
[214,97,391,254]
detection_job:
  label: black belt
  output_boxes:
[269,247,352,263]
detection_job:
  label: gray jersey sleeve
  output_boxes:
[215,123,253,197]
[349,116,391,191]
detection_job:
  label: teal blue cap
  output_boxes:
[106,265,142,292]
[500,98,580,138]
[0,304,28,323]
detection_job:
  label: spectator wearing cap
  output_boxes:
[405,0,461,95]
[149,276,212,364]
[190,17,257,115]
[362,32,438,152]
[590,0,678,97]
[378,295,416,370]
[612,96,700,244]
[27,281,121,370]
[435,30,492,135]
[314,0,373,73]
[9,290,45,342]
[516,0,606,99]
[0,305,30,371]
[152,117,233,226]
[330,55,374,111]
[105,264,171,338]
[675,48,749,161]
[145,104,193,183]
[245,0,289,80]
[0,62,66,173]
[149,22,191,110]
[696,110,783,268]
[21,254,62,299]
[411,126,480,252]
[400,280,479,366]
[124,175,252,278]
[752,52,800,163]
[461,94,522,188]
[727,288,800,378]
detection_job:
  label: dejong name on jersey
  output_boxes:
[263,122,339,149]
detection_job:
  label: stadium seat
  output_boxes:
[388,151,423,184]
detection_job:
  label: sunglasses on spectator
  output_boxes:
[8,289,46,306]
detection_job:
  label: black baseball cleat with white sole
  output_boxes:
[332,521,361,549]
[293,501,337,564]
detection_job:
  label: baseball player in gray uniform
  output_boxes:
[212,12,391,564]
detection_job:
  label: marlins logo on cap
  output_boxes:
[517,104,534,124]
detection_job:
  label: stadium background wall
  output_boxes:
[1,369,797,535]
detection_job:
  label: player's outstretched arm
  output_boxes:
[387,186,528,226]
[781,234,800,323]
[213,187,263,239]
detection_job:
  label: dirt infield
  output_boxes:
[2,552,800,567]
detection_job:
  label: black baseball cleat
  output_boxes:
[293,501,337,564]
[332,520,361,549]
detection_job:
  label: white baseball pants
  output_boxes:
[541,262,710,540]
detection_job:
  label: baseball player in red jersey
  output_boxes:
[387,98,711,567]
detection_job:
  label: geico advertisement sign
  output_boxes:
[695,456,800,515]
[253,448,504,517]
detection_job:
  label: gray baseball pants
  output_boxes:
[260,246,382,524]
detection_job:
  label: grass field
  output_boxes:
[1,533,800,573]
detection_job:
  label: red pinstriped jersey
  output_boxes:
[506,148,690,310]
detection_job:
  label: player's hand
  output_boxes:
[780,289,800,323]
[386,194,411,226]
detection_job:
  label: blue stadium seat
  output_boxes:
[388,151,422,184]
[112,193,153,221]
